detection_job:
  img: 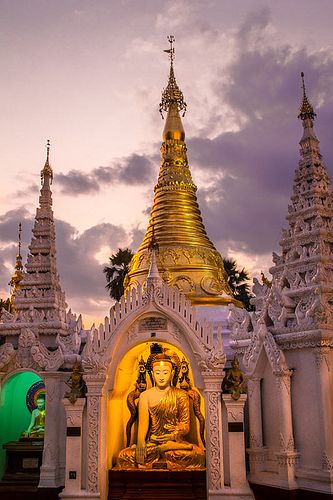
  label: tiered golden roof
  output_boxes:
[125,37,236,305]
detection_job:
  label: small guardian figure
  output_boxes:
[222,357,246,400]
[65,361,87,404]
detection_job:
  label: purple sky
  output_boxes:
[1,1,333,326]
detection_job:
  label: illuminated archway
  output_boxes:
[106,340,205,469]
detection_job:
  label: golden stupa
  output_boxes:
[125,37,236,306]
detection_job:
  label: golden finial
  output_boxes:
[163,34,175,63]
[9,222,24,290]
[298,72,316,120]
[18,222,22,261]
[261,271,272,288]
[41,139,53,184]
[159,35,187,119]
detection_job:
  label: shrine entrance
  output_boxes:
[106,340,207,499]
[0,371,45,485]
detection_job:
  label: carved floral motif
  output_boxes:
[0,343,15,369]
[87,394,100,492]
[206,391,222,491]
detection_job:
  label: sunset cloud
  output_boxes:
[56,153,155,195]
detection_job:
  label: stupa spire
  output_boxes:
[0,144,83,358]
[159,36,186,143]
[126,37,235,305]
[267,74,333,333]
[298,72,316,121]
[8,223,24,299]
[9,142,69,341]
[159,36,187,118]
[41,139,53,186]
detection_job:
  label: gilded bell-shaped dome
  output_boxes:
[125,38,236,305]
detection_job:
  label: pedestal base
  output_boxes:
[250,482,333,500]
[0,484,62,500]
[1,440,43,484]
[208,488,253,499]
[108,469,207,499]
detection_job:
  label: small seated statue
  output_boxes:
[22,394,46,439]
[118,352,205,470]
[65,361,87,404]
[222,357,246,400]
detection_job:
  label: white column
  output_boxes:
[60,398,86,499]
[274,370,299,488]
[314,347,333,471]
[222,394,254,499]
[246,376,267,479]
[39,372,64,488]
[85,377,104,500]
[202,372,225,499]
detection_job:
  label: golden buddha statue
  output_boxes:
[22,394,46,439]
[118,353,205,470]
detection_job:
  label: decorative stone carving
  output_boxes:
[314,346,330,371]
[322,452,333,471]
[206,390,223,491]
[87,393,101,493]
[198,346,226,377]
[31,342,64,371]
[228,304,252,340]
[0,342,15,369]
[279,432,295,453]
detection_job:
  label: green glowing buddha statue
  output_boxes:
[23,394,46,439]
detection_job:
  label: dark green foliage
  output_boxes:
[103,248,134,302]
[222,258,254,311]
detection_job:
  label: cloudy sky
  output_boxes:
[1,0,333,327]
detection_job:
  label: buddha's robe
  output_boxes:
[118,387,205,470]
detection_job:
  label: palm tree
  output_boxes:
[103,248,134,301]
[222,258,253,311]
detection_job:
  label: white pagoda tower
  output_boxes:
[229,73,333,497]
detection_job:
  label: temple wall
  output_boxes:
[261,363,279,467]
[285,348,322,469]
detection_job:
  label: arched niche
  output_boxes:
[0,370,44,479]
[106,340,205,470]
[102,309,206,393]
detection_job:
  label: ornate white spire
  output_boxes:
[265,73,333,333]
[13,142,66,318]
[0,142,83,366]
[0,142,85,353]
